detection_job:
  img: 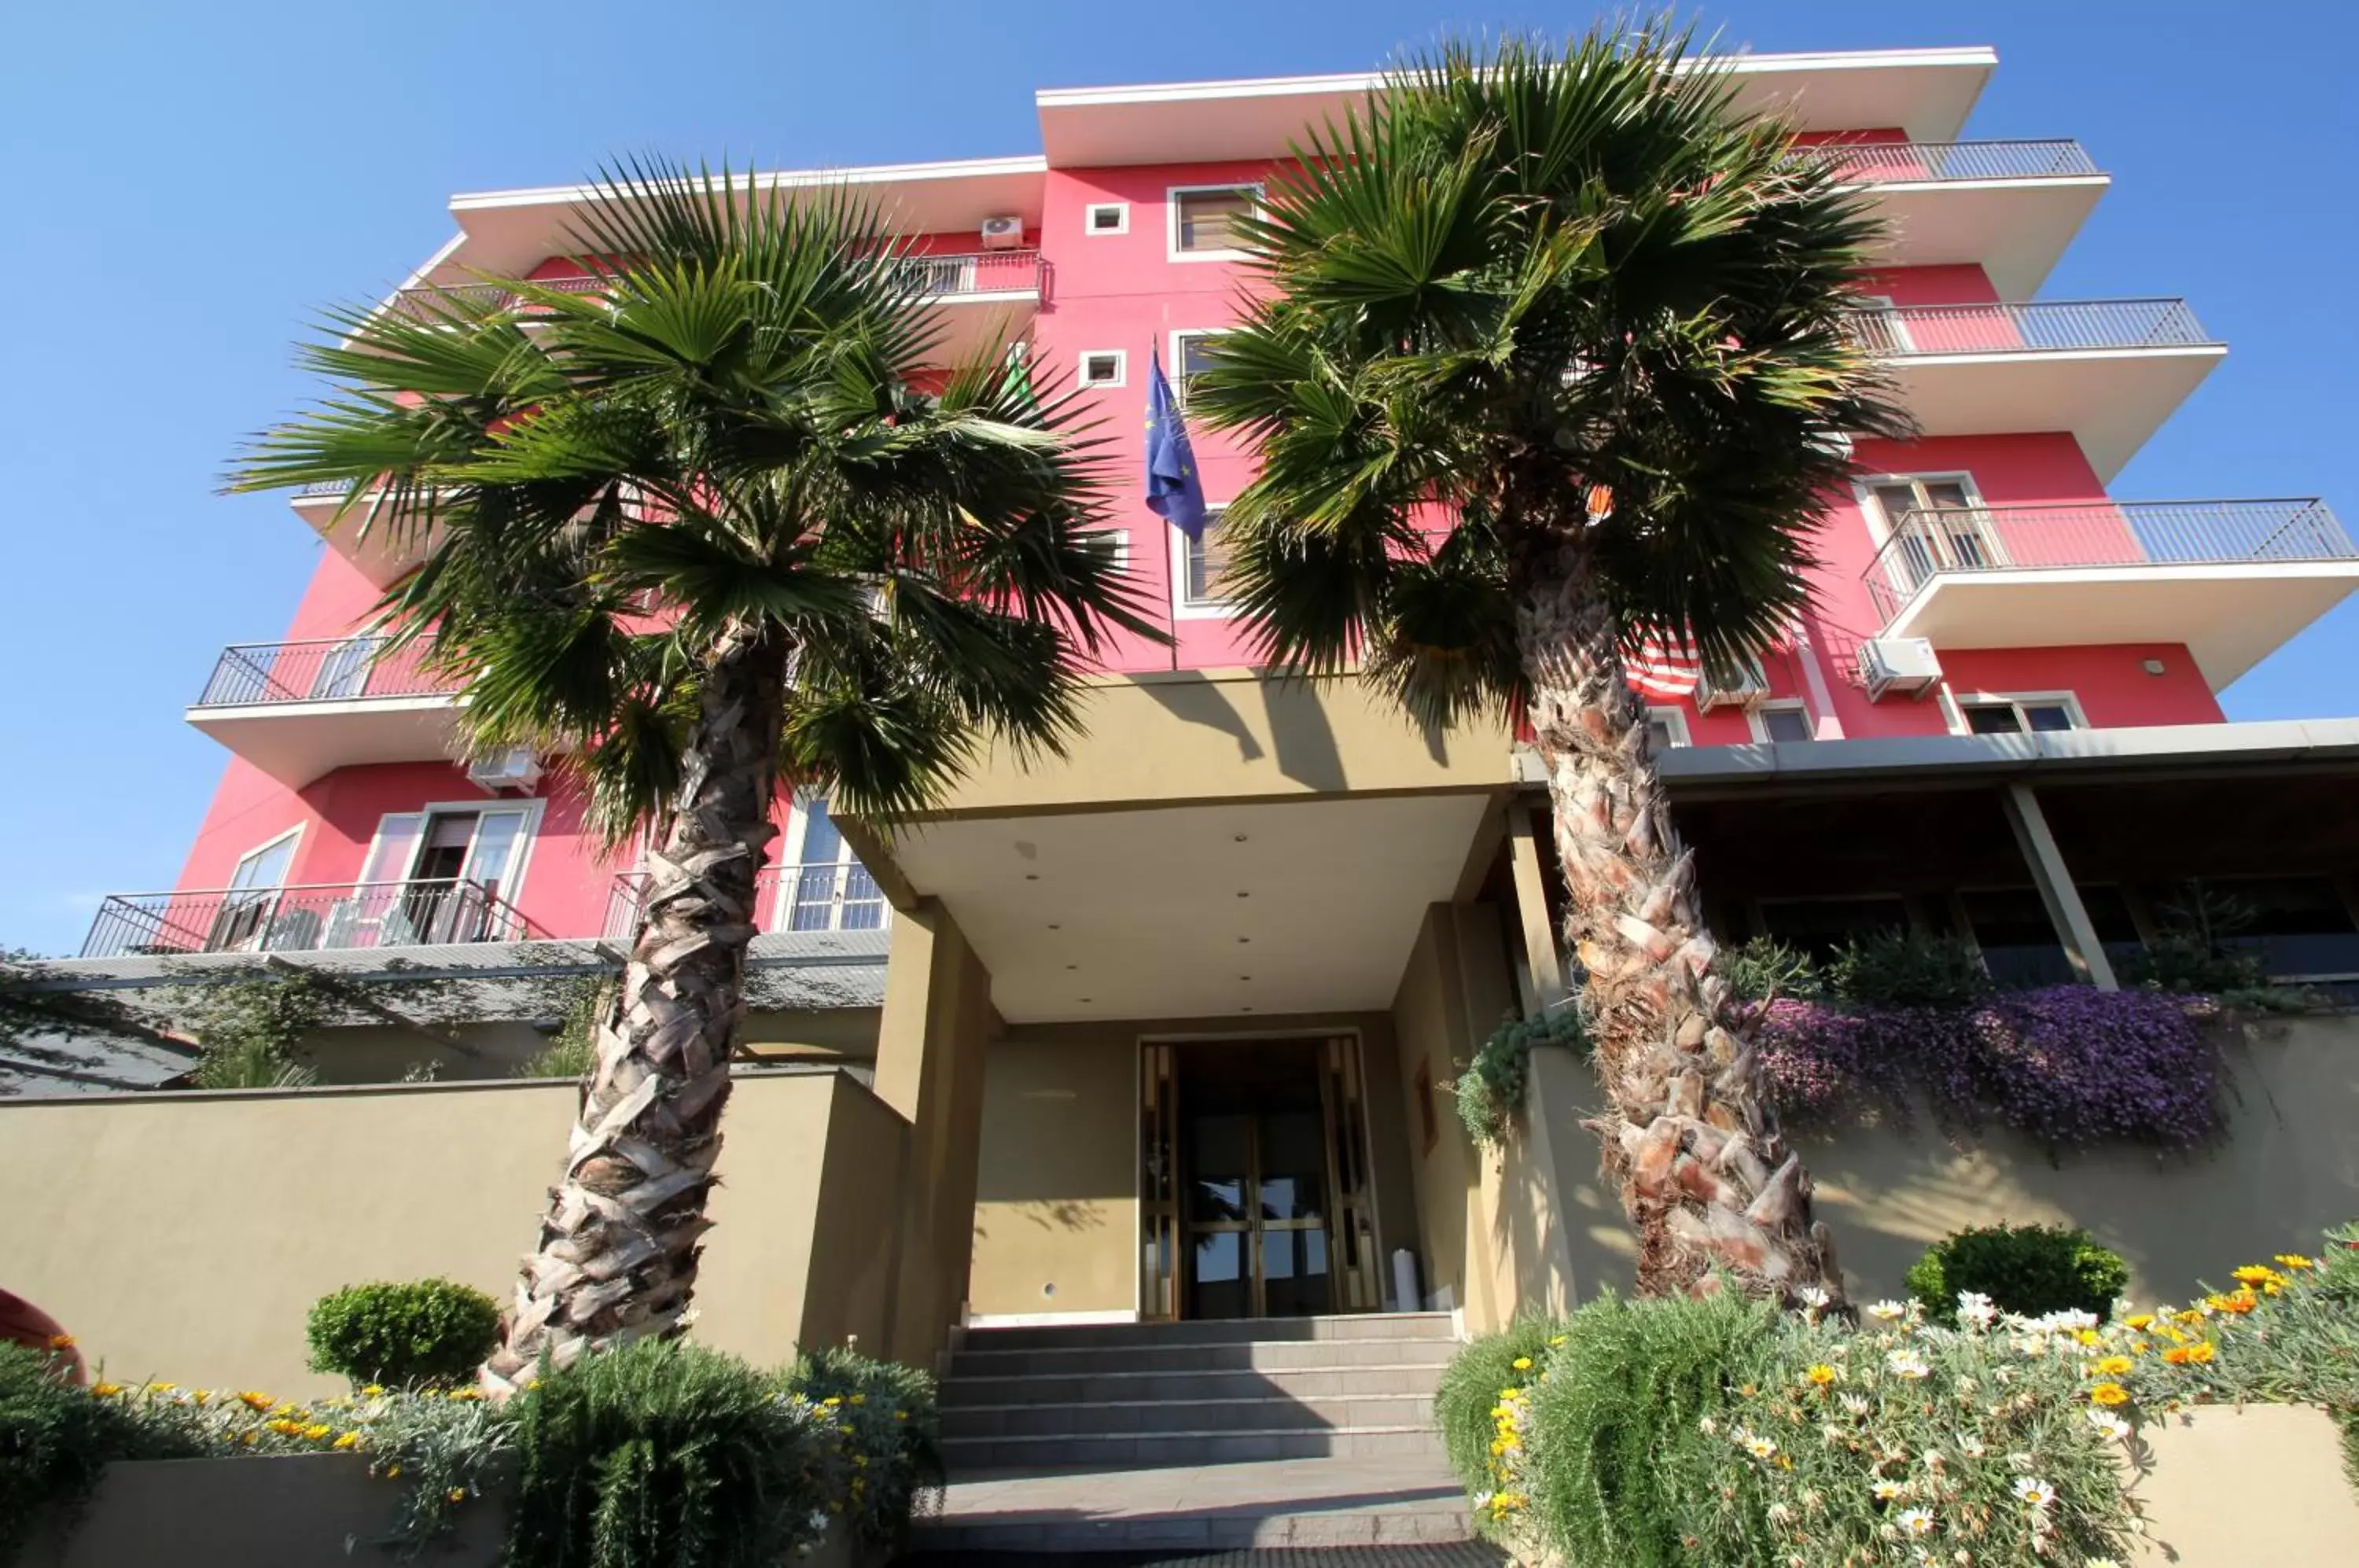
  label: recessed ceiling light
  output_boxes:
[1240,975,1251,981]
[1238,937,1250,944]
[1234,834,1249,843]
[1025,873,1040,882]
[1235,891,1249,899]
[1240,1005,1254,1012]
[1065,963,1078,970]
[1047,923,1061,930]
[1079,996,1093,1003]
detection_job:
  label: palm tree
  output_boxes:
[1190,25,1907,1303]
[230,163,1161,1387]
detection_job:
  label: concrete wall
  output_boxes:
[965,1010,1418,1322]
[1493,1012,2359,1316]
[0,1069,906,1396]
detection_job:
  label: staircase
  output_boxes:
[939,1311,1456,1470]
[911,1313,1477,1555]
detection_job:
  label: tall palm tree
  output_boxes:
[1191,25,1906,1303]
[230,164,1160,1387]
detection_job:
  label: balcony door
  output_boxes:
[340,805,533,947]
[1868,476,2004,596]
[776,798,887,932]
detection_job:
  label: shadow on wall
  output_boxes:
[1797,1014,2359,1304]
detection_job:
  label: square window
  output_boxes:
[2022,702,2077,733]
[1643,708,1689,750]
[1757,705,1813,744]
[1099,528,1131,575]
[1078,350,1126,388]
[1963,702,2023,735]
[1171,186,1260,257]
[1085,201,1128,235]
[1180,512,1235,608]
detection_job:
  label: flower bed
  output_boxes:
[1753,987,2222,1151]
[1443,1221,2359,1567]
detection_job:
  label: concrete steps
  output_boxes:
[935,1312,1456,1474]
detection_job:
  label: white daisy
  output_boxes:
[1896,1506,1934,1537]
[2012,1475,2057,1510]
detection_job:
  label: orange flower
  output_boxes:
[46,1334,75,1352]
[2207,1290,2258,1316]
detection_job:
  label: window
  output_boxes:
[1864,474,2001,589]
[1757,896,1911,963]
[204,830,304,951]
[1643,708,1690,750]
[1957,694,2081,735]
[1169,184,1260,259]
[1959,887,2074,988]
[779,797,889,932]
[339,804,537,948]
[1751,701,1814,744]
[310,634,383,700]
[1085,201,1128,235]
[2157,876,2359,981]
[1078,350,1126,388]
[1170,330,1222,407]
[1173,506,1235,615]
[1098,528,1132,576]
[1850,293,1915,352]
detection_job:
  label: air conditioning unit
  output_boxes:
[1859,636,1943,701]
[1695,657,1770,712]
[979,215,1025,250]
[466,746,542,793]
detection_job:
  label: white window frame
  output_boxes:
[1853,470,1990,550]
[1748,699,1816,744]
[1852,292,1915,351]
[1941,688,2089,737]
[1168,329,1223,410]
[1166,182,1264,263]
[1169,504,1234,620]
[230,825,305,889]
[1077,348,1128,388]
[1084,201,1130,236]
[1643,707,1691,749]
[1099,528,1132,576]
[776,794,890,933]
[355,797,546,901]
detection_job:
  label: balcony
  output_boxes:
[1806,140,2105,296]
[1850,299,2223,480]
[604,861,892,942]
[1862,499,2359,689]
[80,879,537,959]
[185,638,462,786]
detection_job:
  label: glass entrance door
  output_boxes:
[1141,1037,1380,1321]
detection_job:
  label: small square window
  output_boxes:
[1757,705,1814,744]
[2022,702,2077,733]
[1078,350,1126,388]
[1643,708,1690,750]
[1085,202,1128,235]
[1961,696,2080,735]
[1170,186,1260,257]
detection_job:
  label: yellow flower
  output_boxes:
[893,1411,908,1422]
[447,1487,468,1504]
[268,1419,307,1436]
[2276,1253,2315,1271]
[2209,1290,2258,1316]
[2186,1342,2215,1364]
[447,1387,482,1401]
[386,1465,402,1479]
[304,1424,332,1441]
[2232,1264,2283,1288]
[149,1382,177,1393]
[1548,1334,1568,1346]
[333,1432,362,1451]
[2089,1383,2130,1407]
[1805,1364,1838,1386]
[1511,1356,1534,1371]
[92,1382,123,1397]
[2090,1356,2134,1378]
[2074,1329,2103,1347]
[849,1393,867,1405]
[362,1385,386,1397]
[823,1396,843,1408]
[238,1391,274,1411]
[2123,1313,2155,1331]
[46,1334,75,1351]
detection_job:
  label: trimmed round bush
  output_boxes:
[306,1279,502,1389]
[1904,1223,2129,1325]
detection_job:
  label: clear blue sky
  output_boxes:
[4,2,2354,956]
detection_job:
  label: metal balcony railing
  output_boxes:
[603,861,891,940]
[1805,138,2099,184]
[1863,499,2357,626]
[390,273,608,322]
[80,878,538,959]
[885,249,1042,298]
[193,638,453,708]
[1845,298,2213,357]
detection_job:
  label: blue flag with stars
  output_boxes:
[1143,349,1208,540]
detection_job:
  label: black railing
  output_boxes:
[80,879,537,959]
[193,639,451,707]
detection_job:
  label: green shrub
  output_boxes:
[1516,1290,1781,1564]
[307,1279,502,1390]
[1824,929,1993,1009]
[1724,936,1821,1003]
[1433,1318,1560,1498]
[1454,1007,1587,1146]
[0,1342,205,1559]
[1904,1223,2129,1325]
[784,1344,943,1548]
[2120,880,2271,995]
[507,1338,830,1568]
[514,980,609,1080]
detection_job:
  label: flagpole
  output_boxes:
[1155,338,1180,672]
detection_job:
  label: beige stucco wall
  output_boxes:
[920,670,1513,818]
[1389,901,1521,1323]
[1490,1012,2359,1318]
[0,1068,904,1396]
[2129,1403,2359,1566]
[966,1010,1419,1320]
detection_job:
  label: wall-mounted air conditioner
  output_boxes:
[1859,637,1942,701]
[466,746,542,793]
[979,215,1025,250]
[1695,657,1770,712]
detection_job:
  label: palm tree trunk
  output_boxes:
[1516,540,1844,1305]
[483,624,787,1392]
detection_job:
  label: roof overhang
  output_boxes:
[184,696,464,787]
[1863,175,2107,299]
[1036,46,1997,166]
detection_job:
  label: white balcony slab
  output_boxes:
[184,694,462,786]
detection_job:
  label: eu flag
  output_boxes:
[1143,349,1209,540]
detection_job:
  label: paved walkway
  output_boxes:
[897,1544,1504,1566]
[903,1455,1482,1556]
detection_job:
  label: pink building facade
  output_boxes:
[98,46,2359,977]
